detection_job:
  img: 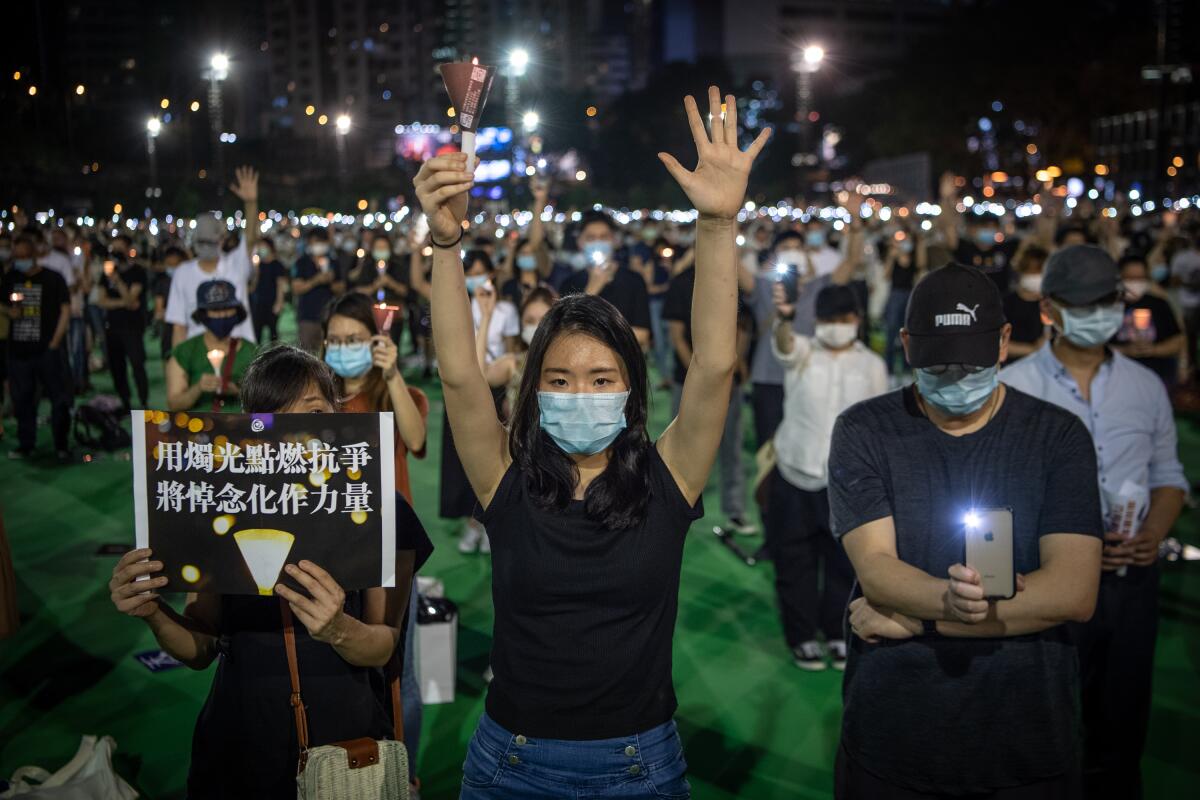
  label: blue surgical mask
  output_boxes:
[464,275,489,295]
[975,229,997,246]
[916,365,998,417]
[516,254,538,272]
[538,390,630,455]
[581,240,613,268]
[324,343,373,378]
[1151,264,1169,283]
[805,231,826,249]
[1056,302,1124,348]
[13,258,34,273]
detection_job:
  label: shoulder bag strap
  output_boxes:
[279,597,311,770]
[389,650,405,743]
[212,338,240,412]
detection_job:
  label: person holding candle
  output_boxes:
[1110,253,1186,387]
[109,343,433,799]
[292,227,345,354]
[346,233,410,344]
[165,280,258,412]
[419,85,770,799]
[94,241,149,412]
[248,237,288,344]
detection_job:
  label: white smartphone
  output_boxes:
[963,507,1015,600]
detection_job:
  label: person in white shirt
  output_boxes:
[766,282,887,671]
[41,228,88,390]
[165,166,260,346]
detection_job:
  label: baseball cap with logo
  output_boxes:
[904,262,1006,368]
[1040,244,1121,306]
[191,279,247,324]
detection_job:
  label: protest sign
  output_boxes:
[132,411,396,595]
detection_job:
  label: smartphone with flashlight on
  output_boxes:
[962,507,1015,600]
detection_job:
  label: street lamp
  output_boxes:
[206,52,229,193]
[146,117,162,203]
[335,114,351,181]
[792,44,825,174]
[522,110,540,133]
[507,46,531,128]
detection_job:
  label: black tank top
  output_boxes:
[478,443,704,740]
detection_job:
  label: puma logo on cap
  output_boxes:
[935,302,980,327]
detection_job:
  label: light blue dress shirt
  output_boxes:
[1001,342,1188,525]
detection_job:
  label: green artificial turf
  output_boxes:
[1,310,1197,798]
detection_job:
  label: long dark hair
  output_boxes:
[508,293,650,529]
[241,344,339,413]
[321,293,391,412]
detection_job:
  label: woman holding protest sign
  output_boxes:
[420,85,769,798]
[109,344,432,799]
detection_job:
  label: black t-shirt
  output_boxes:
[1111,294,1181,384]
[662,266,751,384]
[1003,291,1044,360]
[102,263,148,333]
[827,386,1103,793]
[1,266,69,357]
[478,445,704,739]
[890,256,917,291]
[559,267,652,332]
[499,275,543,310]
[250,259,288,309]
[954,239,1017,293]
[343,256,409,306]
[292,255,340,322]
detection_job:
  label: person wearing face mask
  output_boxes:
[558,210,653,351]
[480,287,558,418]
[112,343,432,799]
[938,171,1018,294]
[347,234,411,345]
[828,261,1106,799]
[165,280,259,412]
[1001,245,1188,800]
[498,236,550,312]
[248,238,289,344]
[738,207,863,449]
[422,85,769,799]
[1109,254,1185,386]
[1003,246,1050,363]
[292,227,346,354]
[2,235,72,461]
[94,242,149,412]
[767,284,886,670]
[165,168,260,350]
[152,246,187,362]
[40,228,87,393]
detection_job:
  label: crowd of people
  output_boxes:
[2,82,1198,798]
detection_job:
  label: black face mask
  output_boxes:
[203,315,239,339]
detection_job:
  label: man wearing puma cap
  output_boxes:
[165,166,262,346]
[827,262,1104,797]
[1002,245,1187,800]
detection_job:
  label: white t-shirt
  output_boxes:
[165,247,257,342]
[41,250,86,317]
[808,246,843,277]
[471,298,519,363]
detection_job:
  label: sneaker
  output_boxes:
[828,639,848,671]
[458,519,485,554]
[727,516,758,536]
[8,449,31,460]
[793,640,827,671]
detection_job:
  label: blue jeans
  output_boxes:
[67,317,87,390]
[648,297,672,384]
[460,713,690,799]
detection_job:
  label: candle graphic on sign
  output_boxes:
[439,58,496,173]
[233,529,295,595]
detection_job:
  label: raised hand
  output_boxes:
[658,86,771,221]
[414,153,474,244]
[229,166,259,202]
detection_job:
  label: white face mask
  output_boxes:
[1123,279,1149,301]
[521,324,538,345]
[1018,274,1043,294]
[815,322,858,349]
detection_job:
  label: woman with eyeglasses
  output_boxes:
[419,86,770,799]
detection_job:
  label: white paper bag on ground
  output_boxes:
[416,597,457,705]
[1,735,137,799]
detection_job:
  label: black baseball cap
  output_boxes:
[192,279,247,324]
[904,263,1005,368]
[1041,244,1121,306]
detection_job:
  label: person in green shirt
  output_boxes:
[166,279,257,412]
